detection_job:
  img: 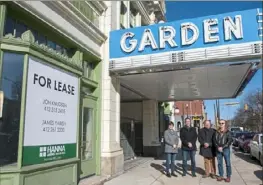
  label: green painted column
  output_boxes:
[0,3,7,38]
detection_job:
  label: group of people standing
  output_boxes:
[163,118,233,182]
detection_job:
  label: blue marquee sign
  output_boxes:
[109,8,262,60]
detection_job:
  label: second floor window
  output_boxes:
[83,61,94,79]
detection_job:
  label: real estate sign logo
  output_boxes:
[22,58,79,166]
[39,145,66,158]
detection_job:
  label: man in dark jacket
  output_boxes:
[198,120,216,179]
[180,117,198,177]
[213,119,233,182]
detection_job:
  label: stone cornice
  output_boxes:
[133,1,151,25]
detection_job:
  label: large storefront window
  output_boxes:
[0,52,24,166]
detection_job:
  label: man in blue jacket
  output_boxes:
[180,117,198,177]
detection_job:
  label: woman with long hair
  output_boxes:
[213,119,233,182]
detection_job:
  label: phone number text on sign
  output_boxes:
[43,99,67,114]
[42,120,66,133]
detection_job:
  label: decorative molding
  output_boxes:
[13,1,102,60]
[48,1,107,44]
[140,1,166,23]
[0,4,7,38]
[81,77,98,89]
[82,94,98,101]
[20,158,79,173]
[90,1,108,14]
[133,1,151,25]
[152,1,166,19]
[2,31,83,71]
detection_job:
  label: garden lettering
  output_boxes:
[120,15,243,53]
[33,73,75,95]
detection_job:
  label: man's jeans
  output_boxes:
[165,153,176,173]
[217,147,232,177]
[182,150,196,175]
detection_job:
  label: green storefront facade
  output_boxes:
[0,2,103,185]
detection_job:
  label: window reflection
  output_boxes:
[3,16,74,57]
[0,52,24,166]
[83,61,94,79]
[4,16,15,36]
[15,21,27,38]
[82,108,93,160]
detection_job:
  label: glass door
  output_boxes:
[80,98,96,177]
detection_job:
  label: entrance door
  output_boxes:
[120,122,135,160]
[134,123,143,156]
[80,98,96,178]
[120,120,143,160]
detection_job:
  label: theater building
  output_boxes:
[0,1,107,185]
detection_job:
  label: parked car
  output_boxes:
[230,127,244,132]
[250,133,263,165]
[238,132,255,152]
[243,141,251,153]
[232,132,247,147]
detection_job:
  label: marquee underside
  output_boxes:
[116,42,262,101]
[120,61,260,101]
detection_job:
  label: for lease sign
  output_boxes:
[22,57,79,166]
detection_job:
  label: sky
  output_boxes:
[165,1,263,123]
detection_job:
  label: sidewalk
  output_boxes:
[104,149,263,185]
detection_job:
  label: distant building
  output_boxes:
[174,100,206,129]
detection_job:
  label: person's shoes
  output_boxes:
[210,174,217,179]
[171,172,178,177]
[225,177,231,182]
[202,174,209,178]
[182,173,186,177]
[166,173,171,178]
[192,173,197,177]
[217,177,224,181]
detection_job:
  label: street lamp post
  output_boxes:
[186,103,189,118]
[173,105,180,130]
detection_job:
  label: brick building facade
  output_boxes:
[173,100,206,130]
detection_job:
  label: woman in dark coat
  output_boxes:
[198,120,216,178]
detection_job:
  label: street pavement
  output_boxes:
[104,148,263,185]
